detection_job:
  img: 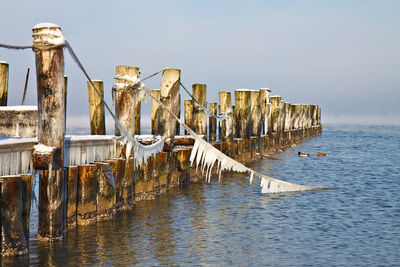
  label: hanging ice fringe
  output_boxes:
[140,86,328,194]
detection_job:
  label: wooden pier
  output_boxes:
[0,23,322,257]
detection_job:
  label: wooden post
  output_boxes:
[250,90,261,136]
[87,80,106,135]
[259,88,270,135]
[290,104,296,130]
[184,99,193,135]
[66,166,78,228]
[95,162,115,220]
[176,94,181,135]
[270,96,282,133]
[278,99,285,133]
[192,84,207,136]
[114,66,140,136]
[209,102,217,141]
[0,176,28,256]
[235,90,251,139]
[157,69,180,139]
[317,107,321,125]
[64,76,68,123]
[21,174,33,246]
[122,157,134,209]
[77,164,97,225]
[219,92,234,156]
[0,61,9,106]
[284,102,291,131]
[32,23,66,241]
[151,89,160,135]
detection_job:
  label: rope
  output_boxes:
[142,69,163,81]
[0,42,32,50]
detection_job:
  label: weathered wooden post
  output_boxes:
[311,105,318,126]
[176,94,181,135]
[284,102,291,131]
[95,162,115,220]
[290,104,296,130]
[250,90,261,137]
[260,88,270,135]
[32,23,66,240]
[219,92,235,156]
[114,66,140,136]
[209,102,217,141]
[21,174,33,245]
[0,61,9,106]
[157,69,181,139]
[192,84,207,137]
[0,176,28,256]
[317,107,321,125]
[77,164,97,225]
[184,99,193,135]
[66,166,78,228]
[151,89,160,135]
[235,90,251,160]
[270,96,282,133]
[235,90,251,139]
[87,80,106,135]
[278,99,285,133]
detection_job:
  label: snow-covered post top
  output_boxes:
[0,61,9,106]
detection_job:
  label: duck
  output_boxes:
[298,151,309,157]
[317,152,327,157]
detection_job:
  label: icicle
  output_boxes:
[249,171,254,185]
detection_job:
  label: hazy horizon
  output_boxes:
[1,0,399,127]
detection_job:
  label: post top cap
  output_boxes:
[260,88,271,91]
[33,22,61,30]
[0,61,8,64]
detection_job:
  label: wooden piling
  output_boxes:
[32,23,66,240]
[77,164,97,225]
[0,175,27,256]
[95,162,116,220]
[87,80,106,135]
[151,89,161,135]
[219,92,234,156]
[317,107,321,125]
[259,88,270,135]
[0,61,9,106]
[21,174,33,245]
[157,69,181,139]
[192,84,207,136]
[176,94,181,136]
[270,96,281,133]
[235,90,251,139]
[209,102,217,141]
[66,166,78,228]
[290,104,296,130]
[114,66,140,136]
[284,102,291,131]
[250,90,261,136]
[184,99,193,135]
[122,157,135,209]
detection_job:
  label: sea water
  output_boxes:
[2,124,399,266]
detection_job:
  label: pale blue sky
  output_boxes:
[1,0,399,126]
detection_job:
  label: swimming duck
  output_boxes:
[317,152,327,157]
[298,151,309,157]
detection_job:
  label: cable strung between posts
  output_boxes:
[65,40,165,164]
[0,42,33,50]
[180,81,231,121]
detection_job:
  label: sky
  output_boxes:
[1,0,399,129]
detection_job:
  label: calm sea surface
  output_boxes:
[2,125,400,266]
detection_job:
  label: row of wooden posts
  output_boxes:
[0,23,322,257]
